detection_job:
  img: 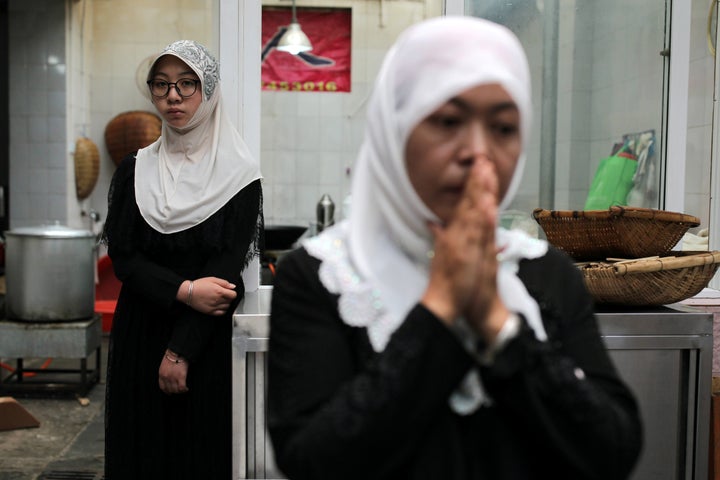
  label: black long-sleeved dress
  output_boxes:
[103,155,262,480]
[268,245,643,480]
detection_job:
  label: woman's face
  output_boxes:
[405,83,522,224]
[149,55,202,128]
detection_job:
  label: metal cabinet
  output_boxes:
[232,286,283,480]
[232,289,713,480]
[597,305,712,480]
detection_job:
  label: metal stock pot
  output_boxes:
[4,224,96,321]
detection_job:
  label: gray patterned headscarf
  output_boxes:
[148,40,219,101]
[135,40,262,234]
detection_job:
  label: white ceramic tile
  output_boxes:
[297,92,320,117]
[273,115,298,150]
[27,64,49,91]
[295,184,321,222]
[27,92,48,116]
[319,118,345,152]
[48,91,67,116]
[260,149,275,183]
[48,64,67,92]
[365,48,386,83]
[8,62,27,92]
[684,193,710,227]
[318,151,343,185]
[685,125,711,195]
[9,117,28,143]
[293,151,317,186]
[295,116,320,151]
[28,167,49,195]
[10,192,31,223]
[28,117,48,143]
[47,142,67,170]
[343,82,368,117]
[111,43,137,78]
[47,193,67,222]
[262,183,275,224]
[272,183,297,221]
[318,94,344,117]
[47,165,68,195]
[274,150,297,183]
[687,57,713,128]
[261,92,277,116]
[27,142,49,170]
[9,160,30,195]
[48,116,66,143]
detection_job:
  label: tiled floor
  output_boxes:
[0,336,107,480]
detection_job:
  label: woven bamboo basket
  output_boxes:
[580,251,720,306]
[104,111,162,166]
[74,137,100,199]
[532,207,700,261]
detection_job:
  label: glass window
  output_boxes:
[465,0,670,217]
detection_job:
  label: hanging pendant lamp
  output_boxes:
[277,0,313,55]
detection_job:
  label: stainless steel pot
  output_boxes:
[5,224,96,321]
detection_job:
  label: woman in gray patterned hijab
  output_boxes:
[104,40,263,479]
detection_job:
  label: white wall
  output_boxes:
[8,0,69,229]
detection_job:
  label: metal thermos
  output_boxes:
[316,194,335,232]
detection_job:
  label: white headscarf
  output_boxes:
[304,17,548,413]
[135,40,262,234]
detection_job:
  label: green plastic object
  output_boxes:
[584,148,638,210]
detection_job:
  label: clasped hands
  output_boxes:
[421,159,511,345]
[180,276,237,316]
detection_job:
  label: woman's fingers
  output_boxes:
[425,158,500,322]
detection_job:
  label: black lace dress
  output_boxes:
[102,155,262,480]
[268,246,643,480]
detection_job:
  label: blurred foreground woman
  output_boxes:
[268,16,642,480]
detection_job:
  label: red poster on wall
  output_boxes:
[261,7,351,93]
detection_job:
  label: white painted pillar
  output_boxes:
[218,0,262,292]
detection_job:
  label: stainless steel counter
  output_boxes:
[596,304,712,480]
[232,286,276,480]
[232,289,713,480]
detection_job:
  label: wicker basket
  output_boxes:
[104,111,162,166]
[532,207,700,261]
[74,137,100,199]
[580,251,720,306]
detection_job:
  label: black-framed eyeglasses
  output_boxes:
[147,78,200,98]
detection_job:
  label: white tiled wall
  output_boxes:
[8,0,70,228]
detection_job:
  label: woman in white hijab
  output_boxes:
[268,17,641,480]
[103,40,262,479]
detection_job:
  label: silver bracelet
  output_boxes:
[165,354,184,364]
[186,280,194,306]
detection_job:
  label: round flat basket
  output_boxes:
[580,251,720,306]
[74,137,100,199]
[104,111,162,166]
[533,207,700,261]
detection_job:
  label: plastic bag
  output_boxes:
[584,146,638,210]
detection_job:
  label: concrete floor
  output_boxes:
[0,335,108,480]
